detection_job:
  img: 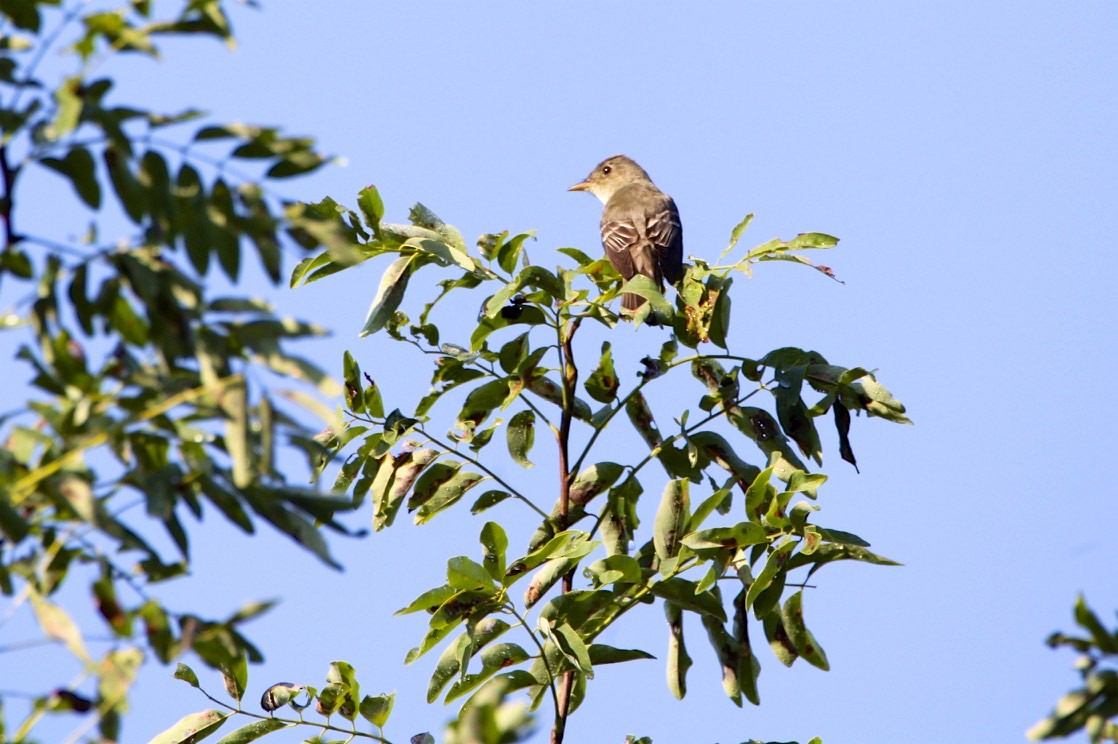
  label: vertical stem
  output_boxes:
[1,144,17,249]
[550,315,581,744]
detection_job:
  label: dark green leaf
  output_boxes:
[833,400,859,471]
[585,342,619,403]
[357,185,384,234]
[103,146,146,223]
[588,644,655,664]
[652,578,727,621]
[781,591,829,670]
[40,147,101,208]
[506,409,535,468]
[471,489,513,514]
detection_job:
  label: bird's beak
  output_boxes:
[568,181,591,192]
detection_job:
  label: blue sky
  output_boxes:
[4,2,1118,743]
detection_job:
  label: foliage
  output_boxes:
[0,2,358,740]
[165,185,908,743]
[2,2,911,743]
[1029,596,1118,743]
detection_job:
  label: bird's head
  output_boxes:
[568,155,653,204]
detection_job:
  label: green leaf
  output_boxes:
[372,449,438,531]
[546,620,594,677]
[723,213,755,257]
[498,332,530,373]
[444,643,532,702]
[708,280,732,349]
[215,719,290,743]
[357,185,384,233]
[588,644,655,665]
[483,265,564,318]
[653,479,690,565]
[1074,595,1118,654]
[173,663,200,688]
[584,554,643,586]
[220,652,248,702]
[701,614,744,706]
[516,531,596,573]
[787,232,839,250]
[359,692,394,728]
[506,409,536,468]
[585,342,619,403]
[781,591,829,670]
[569,462,624,507]
[30,590,90,662]
[397,584,457,616]
[833,401,859,471]
[763,611,797,667]
[681,523,768,556]
[619,274,673,318]
[149,710,228,744]
[625,392,662,450]
[480,522,508,582]
[745,540,796,617]
[524,374,594,422]
[447,556,496,593]
[360,255,414,337]
[471,489,513,514]
[847,373,911,424]
[455,378,511,439]
[414,470,485,523]
[103,145,146,223]
[40,147,101,208]
[51,76,83,137]
[210,178,241,281]
[785,542,901,575]
[524,556,580,608]
[772,365,822,464]
[744,462,777,522]
[651,578,727,621]
[665,601,691,699]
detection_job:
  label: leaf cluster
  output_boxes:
[283,187,909,739]
[1,3,357,740]
[1029,596,1118,743]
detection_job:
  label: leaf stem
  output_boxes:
[413,425,548,520]
[191,683,393,743]
[505,601,563,733]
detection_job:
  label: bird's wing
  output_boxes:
[645,194,684,285]
[600,216,639,280]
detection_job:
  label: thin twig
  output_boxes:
[413,425,548,520]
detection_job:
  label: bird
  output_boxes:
[569,155,684,313]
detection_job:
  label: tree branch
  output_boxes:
[551,314,581,744]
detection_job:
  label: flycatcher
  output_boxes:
[569,155,684,312]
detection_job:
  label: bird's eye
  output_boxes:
[602,165,612,175]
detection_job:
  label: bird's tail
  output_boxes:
[621,292,646,312]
